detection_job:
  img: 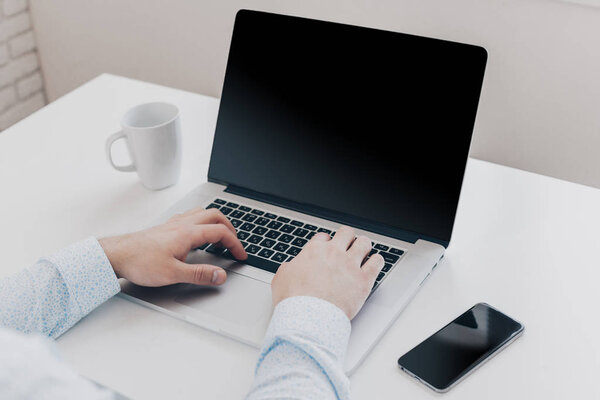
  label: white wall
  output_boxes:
[29,0,600,188]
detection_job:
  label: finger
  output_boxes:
[168,212,184,221]
[362,254,384,283]
[190,224,247,260]
[173,261,227,285]
[185,208,237,234]
[347,235,372,264]
[182,206,205,216]
[331,225,356,250]
[310,232,331,242]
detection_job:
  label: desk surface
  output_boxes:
[1,74,599,399]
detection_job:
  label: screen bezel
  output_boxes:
[208,9,488,247]
[397,303,524,392]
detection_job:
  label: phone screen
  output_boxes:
[397,303,523,392]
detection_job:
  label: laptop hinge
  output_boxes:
[223,184,440,246]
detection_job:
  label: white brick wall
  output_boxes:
[0,0,45,131]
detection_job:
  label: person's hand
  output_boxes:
[99,207,247,287]
[271,226,384,320]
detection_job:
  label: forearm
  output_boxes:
[247,296,351,400]
[0,237,120,338]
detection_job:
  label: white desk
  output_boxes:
[1,74,599,399]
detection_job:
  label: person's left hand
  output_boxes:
[99,207,247,287]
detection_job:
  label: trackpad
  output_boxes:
[174,272,272,326]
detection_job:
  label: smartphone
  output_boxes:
[397,303,524,393]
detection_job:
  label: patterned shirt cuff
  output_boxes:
[44,237,120,317]
[267,296,351,363]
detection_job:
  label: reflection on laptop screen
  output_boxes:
[208,10,487,245]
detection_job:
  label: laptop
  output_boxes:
[120,9,487,374]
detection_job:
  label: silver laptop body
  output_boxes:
[120,9,487,374]
[120,183,444,373]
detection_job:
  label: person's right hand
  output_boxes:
[271,226,384,320]
[99,207,247,288]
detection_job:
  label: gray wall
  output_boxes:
[0,0,46,131]
[30,0,600,188]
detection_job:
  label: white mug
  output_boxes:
[106,102,182,190]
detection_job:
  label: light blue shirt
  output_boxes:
[0,238,350,399]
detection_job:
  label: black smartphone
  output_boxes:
[397,303,524,392]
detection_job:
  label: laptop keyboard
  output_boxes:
[196,198,406,292]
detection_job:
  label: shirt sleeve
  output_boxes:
[0,327,116,400]
[0,237,120,339]
[246,296,351,400]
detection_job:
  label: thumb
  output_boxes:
[174,260,227,286]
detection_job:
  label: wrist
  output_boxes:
[98,235,130,278]
[274,291,354,320]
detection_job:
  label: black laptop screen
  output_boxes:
[208,10,487,244]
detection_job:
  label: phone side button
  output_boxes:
[401,367,421,382]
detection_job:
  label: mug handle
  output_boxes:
[105,131,136,172]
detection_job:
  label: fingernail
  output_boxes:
[211,270,219,284]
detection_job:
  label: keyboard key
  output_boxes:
[389,248,404,256]
[317,228,332,234]
[286,255,295,262]
[304,224,318,231]
[258,248,275,258]
[251,209,265,216]
[277,216,291,223]
[219,206,233,215]
[265,230,281,239]
[265,213,278,219]
[280,224,295,233]
[206,203,221,209]
[230,210,245,219]
[260,238,276,248]
[382,263,392,272]
[230,219,243,228]
[255,217,270,226]
[214,199,227,205]
[273,242,289,252]
[226,202,239,208]
[380,252,400,264]
[240,241,248,248]
[244,254,279,273]
[279,234,294,243]
[253,226,268,235]
[291,238,307,247]
[237,231,250,240]
[271,252,287,263]
[306,232,316,240]
[239,205,251,212]
[292,228,309,238]
[223,248,244,261]
[248,235,262,244]
[267,220,283,229]
[376,272,385,281]
[240,222,256,232]
[246,244,260,254]
[194,243,209,251]
[374,243,389,251]
[206,245,225,255]
[369,248,378,257]
[221,248,235,260]
[286,246,301,256]
[291,220,303,227]
[242,214,257,222]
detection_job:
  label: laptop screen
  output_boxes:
[208,10,487,245]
